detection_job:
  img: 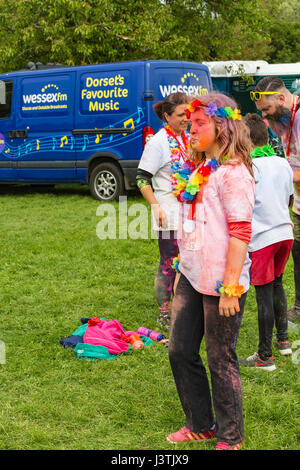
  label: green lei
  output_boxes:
[250,144,276,159]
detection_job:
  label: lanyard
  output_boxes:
[184,162,205,233]
[165,127,189,161]
[286,95,298,157]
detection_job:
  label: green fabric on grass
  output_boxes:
[74,335,152,360]
[72,323,88,337]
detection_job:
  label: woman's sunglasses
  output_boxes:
[250,91,280,101]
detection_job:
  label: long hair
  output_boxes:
[189,92,254,177]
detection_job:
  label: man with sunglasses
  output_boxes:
[252,76,300,323]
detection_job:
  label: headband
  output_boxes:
[185,99,242,121]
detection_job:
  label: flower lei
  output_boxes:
[185,98,242,121]
[165,125,196,201]
[250,143,276,159]
[215,281,245,298]
[165,125,190,163]
[172,157,220,203]
[171,254,180,273]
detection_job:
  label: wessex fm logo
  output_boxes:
[22,83,67,105]
[159,72,209,98]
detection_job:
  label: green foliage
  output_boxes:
[0,0,298,73]
[224,64,255,86]
[268,1,300,63]
[165,0,276,61]
[0,0,294,73]
[0,0,186,72]
[269,22,300,63]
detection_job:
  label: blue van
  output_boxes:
[0,60,211,201]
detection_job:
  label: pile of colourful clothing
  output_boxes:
[60,317,152,360]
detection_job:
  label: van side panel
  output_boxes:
[75,62,145,183]
[0,60,212,195]
[14,72,76,181]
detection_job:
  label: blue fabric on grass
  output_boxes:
[60,335,83,349]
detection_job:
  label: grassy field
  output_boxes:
[0,184,299,451]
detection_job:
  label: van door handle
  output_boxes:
[8,129,28,139]
[143,90,154,100]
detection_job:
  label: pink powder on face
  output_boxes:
[196,132,215,151]
[190,109,216,152]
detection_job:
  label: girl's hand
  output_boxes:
[219,295,240,317]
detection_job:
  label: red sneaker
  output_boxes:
[167,425,216,443]
[275,340,292,356]
[216,440,244,450]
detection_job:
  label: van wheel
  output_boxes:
[89,162,124,202]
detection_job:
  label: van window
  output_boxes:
[0,80,13,119]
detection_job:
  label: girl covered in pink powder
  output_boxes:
[167,92,255,450]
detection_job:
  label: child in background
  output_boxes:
[240,113,294,371]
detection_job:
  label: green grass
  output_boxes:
[0,184,299,450]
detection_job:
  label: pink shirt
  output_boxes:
[178,162,255,296]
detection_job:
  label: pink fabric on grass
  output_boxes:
[83,318,130,355]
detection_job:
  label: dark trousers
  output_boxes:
[168,274,246,446]
[255,274,289,360]
[155,231,178,314]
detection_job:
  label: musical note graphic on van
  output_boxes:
[60,136,68,147]
[136,107,144,123]
[82,135,89,151]
[123,118,135,136]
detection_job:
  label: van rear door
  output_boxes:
[146,60,212,133]
[15,71,76,182]
[0,77,18,180]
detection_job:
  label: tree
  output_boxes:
[0,0,293,72]
[0,0,186,72]
[268,0,300,63]
[164,0,277,62]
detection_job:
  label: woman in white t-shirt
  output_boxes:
[137,92,190,330]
